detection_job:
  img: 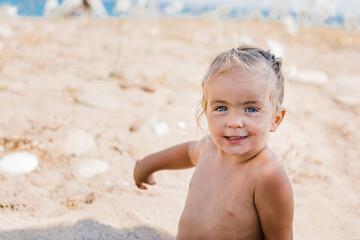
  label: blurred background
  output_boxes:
[0,0,359,30]
[0,1,359,240]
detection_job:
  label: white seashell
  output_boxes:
[177,121,187,129]
[62,129,96,156]
[78,159,109,178]
[153,121,169,136]
[333,96,360,107]
[0,152,38,175]
[295,70,328,84]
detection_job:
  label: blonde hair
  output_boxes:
[197,45,284,127]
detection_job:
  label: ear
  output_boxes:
[270,108,286,132]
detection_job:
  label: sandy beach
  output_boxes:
[0,16,359,239]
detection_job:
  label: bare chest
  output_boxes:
[177,158,263,240]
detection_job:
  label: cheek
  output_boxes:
[246,116,271,132]
[206,115,222,132]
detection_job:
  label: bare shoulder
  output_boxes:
[254,147,294,240]
[188,135,213,166]
[254,147,292,195]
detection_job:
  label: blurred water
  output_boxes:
[0,0,359,29]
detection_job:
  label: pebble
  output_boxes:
[62,129,95,156]
[130,117,170,136]
[76,92,119,111]
[78,159,109,178]
[153,121,169,136]
[177,121,187,129]
[333,96,360,107]
[0,152,38,175]
[295,70,328,84]
[287,67,329,85]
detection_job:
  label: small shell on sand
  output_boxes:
[333,96,360,107]
[61,129,96,156]
[129,117,169,136]
[78,159,109,178]
[293,69,328,84]
[153,121,169,136]
[0,152,39,174]
[177,121,187,129]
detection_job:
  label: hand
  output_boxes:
[133,160,157,190]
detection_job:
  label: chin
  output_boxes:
[219,146,248,156]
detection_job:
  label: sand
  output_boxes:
[0,16,359,239]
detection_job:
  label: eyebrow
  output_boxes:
[209,100,228,106]
[210,100,263,105]
[243,100,263,105]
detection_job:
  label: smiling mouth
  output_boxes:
[225,136,247,140]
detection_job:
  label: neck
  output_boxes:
[217,145,268,165]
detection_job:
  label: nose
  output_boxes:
[227,112,244,128]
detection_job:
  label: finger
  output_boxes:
[139,185,147,190]
[136,183,147,190]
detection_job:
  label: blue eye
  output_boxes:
[245,107,258,113]
[215,106,227,112]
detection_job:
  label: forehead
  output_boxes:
[207,68,269,100]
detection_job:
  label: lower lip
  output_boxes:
[225,136,248,144]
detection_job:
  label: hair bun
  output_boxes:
[260,51,281,73]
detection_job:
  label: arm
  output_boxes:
[254,166,294,240]
[133,141,199,190]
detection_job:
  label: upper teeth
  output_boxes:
[228,136,244,140]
